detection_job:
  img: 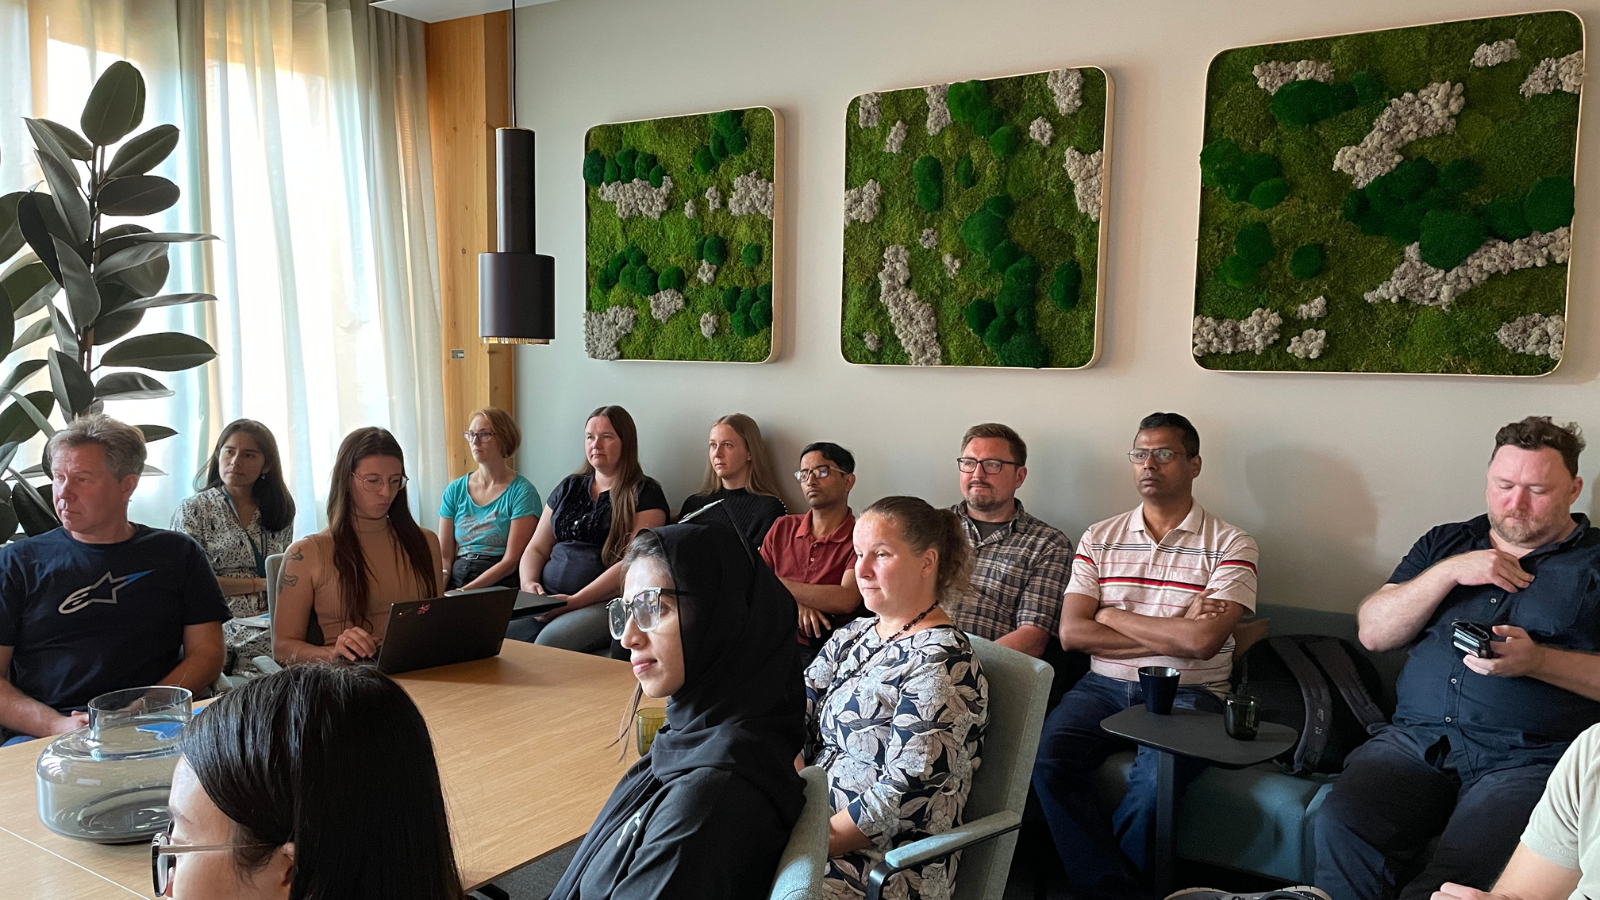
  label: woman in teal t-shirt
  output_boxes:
[439,408,541,591]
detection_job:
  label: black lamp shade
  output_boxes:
[480,127,555,344]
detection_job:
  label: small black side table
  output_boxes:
[1100,706,1298,894]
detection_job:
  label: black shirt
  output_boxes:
[678,487,787,550]
[1387,513,1600,777]
[548,474,670,545]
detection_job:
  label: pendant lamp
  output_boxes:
[479,2,554,344]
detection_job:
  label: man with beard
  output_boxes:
[1033,412,1259,900]
[949,423,1073,658]
[760,442,862,670]
[1315,417,1600,900]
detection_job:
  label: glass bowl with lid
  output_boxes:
[35,686,192,843]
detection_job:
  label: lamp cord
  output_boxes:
[509,0,517,128]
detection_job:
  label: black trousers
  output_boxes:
[447,553,518,591]
[1313,725,1553,900]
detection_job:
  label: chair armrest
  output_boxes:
[864,811,1022,900]
[252,656,283,676]
[769,767,832,900]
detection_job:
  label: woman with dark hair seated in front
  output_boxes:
[516,405,669,653]
[548,520,806,899]
[273,428,443,663]
[804,496,990,900]
[677,413,788,548]
[172,418,296,673]
[156,664,464,900]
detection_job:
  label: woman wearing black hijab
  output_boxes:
[548,520,807,900]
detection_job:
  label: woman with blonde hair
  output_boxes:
[677,413,787,547]
[438,407,541,591]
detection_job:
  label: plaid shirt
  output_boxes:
[948,500,1074,640]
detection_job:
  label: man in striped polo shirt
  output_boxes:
[1032,412,1259,900]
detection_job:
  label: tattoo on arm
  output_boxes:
[280,573,299,587]
[289,550,304,562]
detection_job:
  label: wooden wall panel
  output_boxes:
[426,13,515,479]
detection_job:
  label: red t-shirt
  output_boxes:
[760,510,860,647]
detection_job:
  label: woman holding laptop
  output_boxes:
[273,428,444,663]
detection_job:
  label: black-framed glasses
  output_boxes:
[151,826,274,896]
[1127,448,1186,465]
[463,430,496,443]
[606,587,685,640]
[354,474,409,494]
[793,465,838,484]
[957,457,1019,475]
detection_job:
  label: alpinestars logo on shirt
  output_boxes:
[58,570,155,615]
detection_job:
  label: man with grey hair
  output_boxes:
[0,414,228,743]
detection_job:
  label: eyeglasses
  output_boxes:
[794,466,841,484]
[151,826,274,896]
[354,474,409,493]
[957,457,1019,475]
[606,587,684,640]
[463,430,496,443]
[1127,448,1186,465]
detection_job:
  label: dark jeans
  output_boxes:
[1032,672,1224,900]
[1313,725,1553,900]
[448,553,518,591]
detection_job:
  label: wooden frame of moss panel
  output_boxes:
[840,66,1113,370]
[1193,11,1582,377]
[582,107,783,363]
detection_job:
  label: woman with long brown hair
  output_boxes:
[273,428,443,663]
[516,406,669,653]
[676,413,788,548]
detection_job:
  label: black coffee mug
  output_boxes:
[1224,693,1259,740]
[1139,666,1181,715]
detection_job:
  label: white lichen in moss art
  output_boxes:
[683,199,697,219]
[844,179,883,225]
[1062,148,1104,222]
[700,312,718,339]
[1496,313,1564,359]
[884,120,908,154]
[1333,82,1465,188]
[942,252,960,279]
[598,176,674,220]
[1029,117,1054,148]
[1521,52,1583,97]
[1252,60,1335,93]
[649,289,685,323]
[1047,68,1084,115]
[919,228,939,250]
[1287,328,1327,359]
[1472,39,1520,68]
[861,332,880,352]
[1296,296,1328,319]
[1193,308,1283,356]
[697,261,717,284]
[925,84,951,136]
[858,92,881,128]
[704,185,722,211]
[879,245,940,366]
[1365,228,1571,309]
[585,305,637,361]
[729,172,774,218]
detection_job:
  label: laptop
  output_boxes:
[360,587,521,675]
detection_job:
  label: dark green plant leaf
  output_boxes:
[0,391,56,444]
[10,318,52,353]
[33,119,93,161]
[16,193,64,281]
[118,292,214,313]
[94,241,167,281]
[97,175,179,217]
[80,60,146,146]
[0,192,26,262]
[0,496,19,544]
[90,308,143,345]
[112,250,169,298]
[4,261,58,318]
[0,447,21,482]
[14,465,41,479]
[94,371,172,401]
[50,236,99,330]
[23,119,82,188]
[0,360,48,397]
[35,152,89,244]
[134,424,176,442]
[11,475,57,537]
[48,350,94,417]
[141,463,166,476]
[106,124,179,179]
[48,302,79,359]
[97,231,216,254]
[94,280,134,318]
[99,332,215,371]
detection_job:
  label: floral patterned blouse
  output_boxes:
[804,618,989,900]
[171,488,293,671]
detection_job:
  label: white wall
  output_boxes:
[507,0,1597,613]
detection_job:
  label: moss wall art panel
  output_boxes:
[583,107,780,363]
[1193,12,1582,376]
[841,68,1111,369]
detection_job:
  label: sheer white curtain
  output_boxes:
[0,0,446,536]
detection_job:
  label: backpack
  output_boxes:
[1233,635,1388,775]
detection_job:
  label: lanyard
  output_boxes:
[221,490,267,578]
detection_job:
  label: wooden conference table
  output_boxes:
[0,641,647,898]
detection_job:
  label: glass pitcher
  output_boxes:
[35,686,192,843]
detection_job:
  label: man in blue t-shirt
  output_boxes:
[0,414,229,741]
[1315,417,1600,900]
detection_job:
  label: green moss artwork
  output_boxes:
[583,108,780,362]
[841,68,1111,368]
[1194,12,1581,375]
